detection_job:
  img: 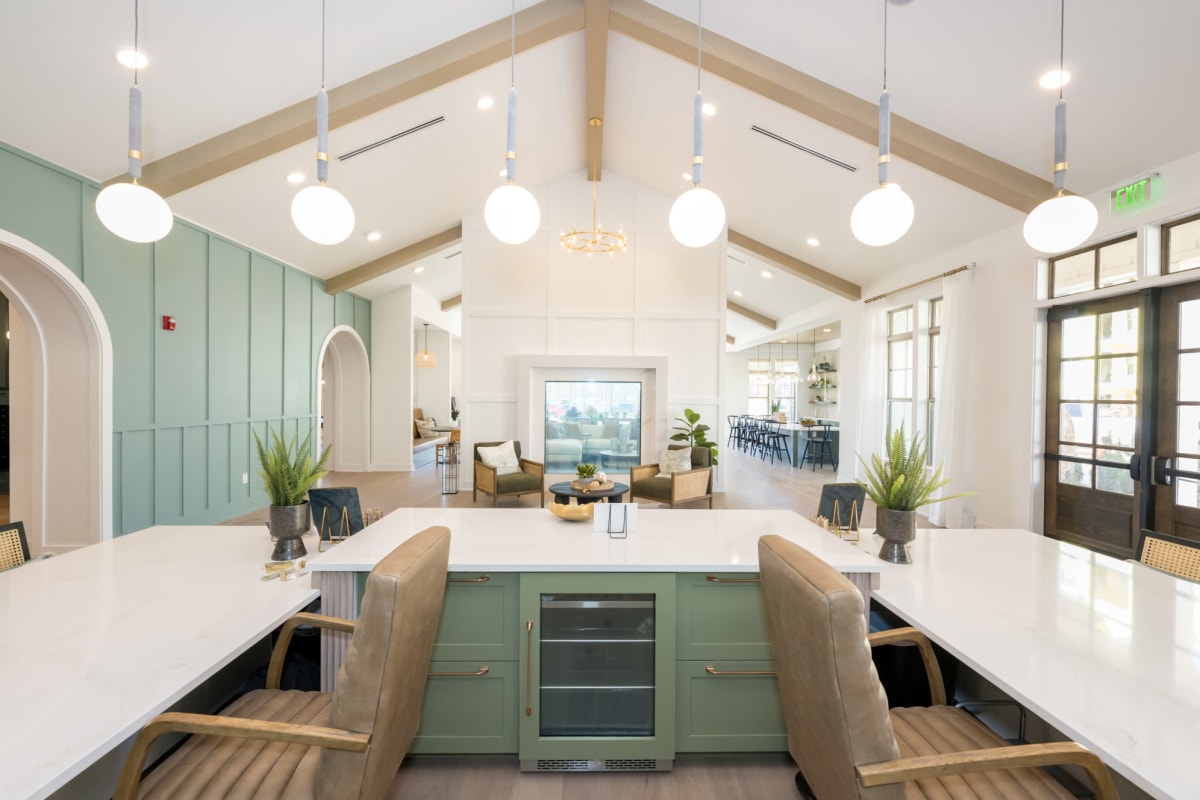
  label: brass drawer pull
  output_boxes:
[525,620,534,717]
[447,573,491,583]
[705,574,760,583]
[429,666,490,677]
[705,664,775,676]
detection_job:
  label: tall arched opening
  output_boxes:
[316,325,370,472]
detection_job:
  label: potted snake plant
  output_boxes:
[254,425,331,561]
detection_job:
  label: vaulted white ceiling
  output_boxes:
[4,0,1198,349]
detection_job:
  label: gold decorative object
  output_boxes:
[828,499,861,543]
[548,501,595,522]
[560,119,627,255]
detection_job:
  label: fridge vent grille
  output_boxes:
[533,758,666,772]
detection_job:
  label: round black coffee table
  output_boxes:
[549,481,629,505]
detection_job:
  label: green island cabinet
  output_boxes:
[354,570,787,762]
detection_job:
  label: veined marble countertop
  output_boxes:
[871,528,1200,800]
[306,507,882,574]
[0,526,320,800]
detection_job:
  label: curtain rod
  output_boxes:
[863,263,974,304]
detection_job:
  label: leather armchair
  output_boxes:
[629,445,713,508]
[114,526,452,799]
[472,440,545,507]
[757,534,1118,800]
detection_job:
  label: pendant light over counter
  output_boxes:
[851,0,913,247]
[95,0,173,244]
[485,0,541,245]
[669,0,726,249]
[291,0,355,245]
[1022,0,1098,254]
[415,323,437,368]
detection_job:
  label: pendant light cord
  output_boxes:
[133,0,140,86]
[695,0,703,91]
[511,0,516,87]
[1058,0,1065,101]
[321,0,327,90]
[882,0,888,91]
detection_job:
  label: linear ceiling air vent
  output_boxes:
[444,250,462,259]
[726,253,747,264]
[337,116,446,161]
[750,125,856,173]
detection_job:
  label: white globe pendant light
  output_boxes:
[670,0,725,249]
[1023,0,1097,254]
[852,1,913,247]
[485,0,540,245]
[95,0,173,244]
[292,1,355,245]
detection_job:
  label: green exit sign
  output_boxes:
[1110,175,1156,212]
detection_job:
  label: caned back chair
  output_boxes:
[1136,528,1200,582]
[0,521,30,570]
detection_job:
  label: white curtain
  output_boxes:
[928,269,974,527]
[852,301,888,482]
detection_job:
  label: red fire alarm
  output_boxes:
[162,315,176,331]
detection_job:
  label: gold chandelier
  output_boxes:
[560,118,628,255]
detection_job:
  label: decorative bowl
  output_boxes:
[548,502,594,522]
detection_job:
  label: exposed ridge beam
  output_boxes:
[726,334,736,345]
[610,0,1050,212]
[441,294,463,311]
[585,0,610,180]
[323,225,462,296]
[727,300,776,331]
[728,230,861,301]
[123,0,586,196]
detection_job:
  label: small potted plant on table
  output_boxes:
[254,426,331,561]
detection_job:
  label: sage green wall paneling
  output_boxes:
[80,184,155,431]
[112,433,123,536]
[249,255,284,420]
[0,147,83,276]
[155,427,184,522]
[232,422,252,503]
[283,269,312,417]
[184,425,208,519]
[334,293,355,329]
[120,430,155,534]
[354,295,371,355]
[155,224,209,425]
[312,288,334,358]
[249,419,271,507]
[209,238,251,422]
[209,423,231,509]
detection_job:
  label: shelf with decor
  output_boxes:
[807,358,838,408]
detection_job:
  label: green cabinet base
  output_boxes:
[410,661,519,754]
[675,661,787,752]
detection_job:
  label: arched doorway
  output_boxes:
[0,231,113,553]
[316,326,370,472]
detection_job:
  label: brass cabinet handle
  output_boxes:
[705,664,775,676]
[447,574,490,583]
[705,574,760,583]
[428,666,490,678]
[525,620,534,717]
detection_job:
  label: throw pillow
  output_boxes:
[478,440,522,475]
[656,447,692,478]
[415,418,436,438]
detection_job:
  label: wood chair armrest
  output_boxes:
[520,458,544,478]
[474,460,497,492]
[672,467,712,501]
[266,612,355,689]
[867,626,947,706]
[113,711,370,800]
[630,464,659,482]
[856,742,1118,800]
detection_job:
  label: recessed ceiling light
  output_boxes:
[366,231,381,242]
[806,237,820,247]
[702,103,716,116]
[286,172,305,184]
[761,270,773,278]
[733,290,743,297]
[1039,69,1070,90]
[499,168,508,177]
[681,172,692,181]
[822,327,832,332]
[116,49,148,69]
[779,339,787,343]
[413,265,425,273]
[477,95,494,110]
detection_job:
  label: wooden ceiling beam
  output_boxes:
[124,0,586,196]
[728,230,861,301]
[727,300,776,331]
[584,0,610,180]
[322,225,462,296]
[609,0,1050,213]
[726,334,735,345]
[441,294,463,311]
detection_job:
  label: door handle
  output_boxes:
[524,620,534,717]
[1152,456,1173,486]
[1129,454,1141,481]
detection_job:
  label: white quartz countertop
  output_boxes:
[306,508,883,574]
[0,526,320,800]
[871,529,1200,800]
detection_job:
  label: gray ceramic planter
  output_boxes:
[269,501,311,561]
[876,507,916,564]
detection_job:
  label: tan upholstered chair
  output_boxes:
[472,440,545,507]
[1136,528,1200,582]
[757,534,1118,800]
[629,445,713,508]
[113,526,452,800]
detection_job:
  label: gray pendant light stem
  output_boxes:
[504,0,518,183]
[876,0,890,187]
[316,0,329,184]
[690,0,704,187]
[127,0,143,182]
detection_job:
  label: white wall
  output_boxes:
[370,286,414,470]
[461,169,725,487]
[414,324,452,424]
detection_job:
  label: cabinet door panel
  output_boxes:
[675,660,787,753]
[676,573,772,661]
[410,660,518,754]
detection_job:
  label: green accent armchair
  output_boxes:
[629,445,714,508]
[472,441,545,507]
